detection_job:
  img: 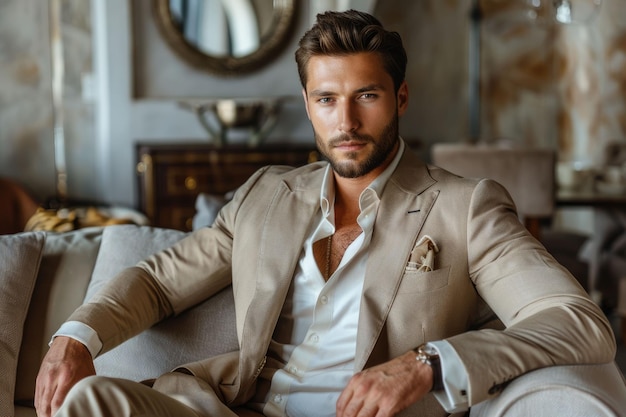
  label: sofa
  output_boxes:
[2,224,626,417]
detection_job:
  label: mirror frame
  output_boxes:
[153,0,297,76]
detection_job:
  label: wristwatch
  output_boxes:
[414,344,443,391]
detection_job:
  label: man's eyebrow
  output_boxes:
[308,89,334,97]
[308,84,385,97]
[355,83,385,94]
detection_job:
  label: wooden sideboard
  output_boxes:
[135,143,320,231]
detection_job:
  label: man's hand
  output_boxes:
[35,336,96,417]
[336,350,433,417]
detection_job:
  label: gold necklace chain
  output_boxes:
[325,234,333,279]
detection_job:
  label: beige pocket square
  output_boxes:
[406,235,439,272]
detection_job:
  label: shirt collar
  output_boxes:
[319,138,406,218]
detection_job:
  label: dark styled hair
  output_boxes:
[295,9,407,92]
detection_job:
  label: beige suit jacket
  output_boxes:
[70,148,615,416]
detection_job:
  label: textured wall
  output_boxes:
[0,1,55,201]
[378,0,626,165]
[1,0,625,207]
[479,0,626,164]
[0,0,92,203]
[376,0,469,146]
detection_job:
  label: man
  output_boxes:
[35,9,615,417]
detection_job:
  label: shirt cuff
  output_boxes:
[427,340,469,413]
[51,321,103,359]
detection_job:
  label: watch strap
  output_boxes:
[414,344,443,391]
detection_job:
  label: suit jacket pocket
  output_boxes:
[397,265,451,293]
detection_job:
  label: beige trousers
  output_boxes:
[56,374,263,417]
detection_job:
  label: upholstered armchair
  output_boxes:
[0,178,38,235]
[430,143,555,240]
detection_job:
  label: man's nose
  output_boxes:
[338,102,360,133]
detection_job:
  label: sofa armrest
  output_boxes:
[470,362,626,417]
[76,225,239,381]
[94,285,238,381]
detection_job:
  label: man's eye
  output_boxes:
[318,97,333,104]
[360,93,377,100]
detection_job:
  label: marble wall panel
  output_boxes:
[0,0,55,200]
[480,0,626,165]
[0,0,93,203]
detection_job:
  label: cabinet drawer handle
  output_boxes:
[185,176,198,191]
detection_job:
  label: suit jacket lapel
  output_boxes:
[355,150,439,370]
[238,167,323,388]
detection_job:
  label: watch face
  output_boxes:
[421,344,439,358]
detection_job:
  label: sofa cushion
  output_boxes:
[192,191,236,231]
[87,225,239,382]
[84,225,188,300]
[15,227,103,402]
[0,232,46,417]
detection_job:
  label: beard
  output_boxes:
[314,112,399,179]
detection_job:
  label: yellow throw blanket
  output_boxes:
[24,207,136,232]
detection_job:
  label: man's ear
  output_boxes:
[302,88,311,120]
[397,81,409,116]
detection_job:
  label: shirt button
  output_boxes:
[273,394,283,404]
[288,365,298,374]
[310,333,320,343]
[320,295,329,304]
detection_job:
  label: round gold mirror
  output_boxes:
[153,0,297,76]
